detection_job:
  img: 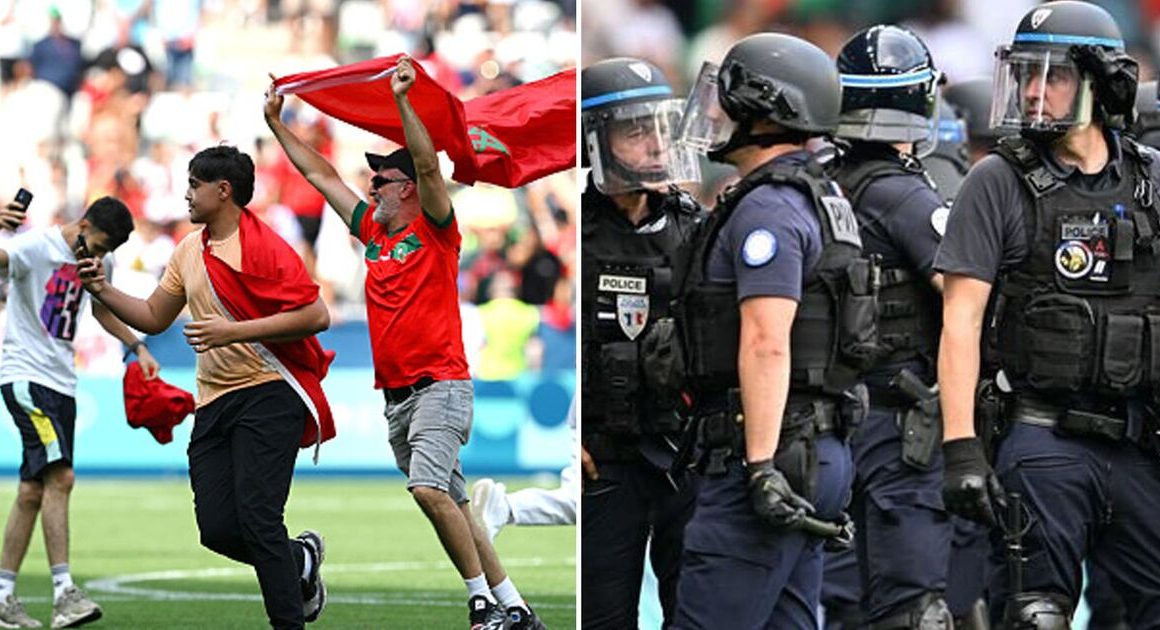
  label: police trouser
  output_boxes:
[822,545,861,629]
[581,458,697,630]
[946,516,991,622]
[847,403,952,624]
[989,417,1160,628]
[673,434,853,629]
[1084,561,1128,629]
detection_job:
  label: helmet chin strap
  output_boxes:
[708,118,806,163]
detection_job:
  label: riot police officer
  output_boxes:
[830,24,955,630]
[934,2,1160,626]
[579,57,701,630]
[668,33,862,628]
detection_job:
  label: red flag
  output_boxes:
[274,56,576,188]
[275,54,477,184]
[122,361,195,445]
[201,209,336,452]
[464,69,578,188]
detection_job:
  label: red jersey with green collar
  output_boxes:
[352,200,470,388]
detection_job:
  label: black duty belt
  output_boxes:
[383,376,437,404]
[1011,399,1128,442]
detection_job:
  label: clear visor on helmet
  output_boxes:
[990,46,1094,132]
[585,98,701,195]
[677,62,737,154]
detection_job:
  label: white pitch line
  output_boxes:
[85,557,577,610]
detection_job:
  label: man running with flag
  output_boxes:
[76,145,334,630]
[264,56,547,630]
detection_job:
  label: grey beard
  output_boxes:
[372,202,397,225]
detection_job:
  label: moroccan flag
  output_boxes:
[274,54,576,188]
[202,208,337,455]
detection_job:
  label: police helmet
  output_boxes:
[944,78,1003,152]
[1134,80,1160,147]
[678,33,841,162]
[836,25,941,145]
[991,1,1138,137]
[581,58,699,195]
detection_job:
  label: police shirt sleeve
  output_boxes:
[882,183,945,278]
[933,155,1027,282]
[728,187,810,302]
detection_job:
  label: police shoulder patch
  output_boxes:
[930,205,950,237]
[742,229,778,267]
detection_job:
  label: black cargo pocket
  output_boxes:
[599,341,640,435]
[640,317,686,409]
[1021,294,1096,392]
[685,284,740,388]
[1099,313,1144,392]
[1147,315,1160,391]
[838,258,881,370]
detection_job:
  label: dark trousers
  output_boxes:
[581,459,697,629]
[188,381,308,630]
[675,435,853,629]
[990,421,1160,628]
[849,405,953,622]
[945,516,990,619]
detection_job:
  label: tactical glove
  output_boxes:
[747,458,815,529]
[942,437,1007,527]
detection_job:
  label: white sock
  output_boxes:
[465,574,493,601]
[50,564,72,601]
[0,570,15,600]
[492,577,523,610]
[299,542,313,581]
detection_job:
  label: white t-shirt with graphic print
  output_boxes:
[0,226,110,396]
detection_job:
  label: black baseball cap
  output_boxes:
[365,148,416,180]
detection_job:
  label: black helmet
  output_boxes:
[991,1,1137,136]
[943,78,1002,152]
[581,58,699,194]
[836,25,940,144]
[678,33,840,163]
[1133,80,1160,147]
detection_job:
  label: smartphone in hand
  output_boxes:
[13,188,32,210]
[76,233,93,259]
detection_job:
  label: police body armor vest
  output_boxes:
[990,135,1160,399]
[580,186,700,437]
[834,155,942,367]
[674,157,878,398]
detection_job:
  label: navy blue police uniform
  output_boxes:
[580,174,701,629]
[935,129,1160,626]
[829,143,954,627]
[672,151,857,629]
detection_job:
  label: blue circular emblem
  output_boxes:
[742,229,777,267]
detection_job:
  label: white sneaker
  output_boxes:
[0,594,40,628]
[51,586,100,628]
[470,479,512,541]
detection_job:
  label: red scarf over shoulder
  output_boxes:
[201,209,336,450]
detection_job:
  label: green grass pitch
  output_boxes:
[0,477,576,629]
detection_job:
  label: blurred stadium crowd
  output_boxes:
[0,0,577,379]
[582,0,1160,205]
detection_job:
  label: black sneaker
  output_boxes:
[468,595,504,630]
[504,603,546,630]
[296,530,326,623]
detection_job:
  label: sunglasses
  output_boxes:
[372,174,411,189]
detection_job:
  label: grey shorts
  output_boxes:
[385,379,473,504]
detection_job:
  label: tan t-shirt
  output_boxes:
[159,228,282,407]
